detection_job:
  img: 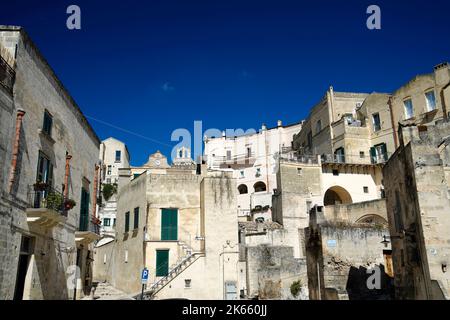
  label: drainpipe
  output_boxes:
[92,164,100,220]
[440,82,450,122]
[388,96,399,149]
[64,154,72,199]
[8,109,26,193]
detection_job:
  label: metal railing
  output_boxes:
[79,215,101,234]
[0,54,15,94]
[27,184,67,216]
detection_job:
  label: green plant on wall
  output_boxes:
[102,183,117,201]
[46,192,63,211]
[290,280,303,297]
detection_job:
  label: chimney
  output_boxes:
[196,155,202,175]
[261,124,267,131]
[434,62,450,86]
[277,120,282,127]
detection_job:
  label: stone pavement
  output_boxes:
[82,281,134,300]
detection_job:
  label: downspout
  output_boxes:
[440,82,450,122]
[8,109,26,193]
[388,96,399,149]
[64,154,72,199]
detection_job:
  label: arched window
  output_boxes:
[238,184,248,194]
[253,181,267,193]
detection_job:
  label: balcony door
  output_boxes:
[79,187,90,231]
[34,152,53,207]
[161,209,178,241]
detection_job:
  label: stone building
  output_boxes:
[293,63,450,166]
[383,121,450,299]
[204,120,302,222]
[94,150,240,300]
[98,137,130,237]
[0,26,100,300]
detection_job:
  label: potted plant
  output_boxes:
[64,199,76,210]
[46,192,63,211]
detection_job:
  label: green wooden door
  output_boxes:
[161,209,178,240]
[156,250,169,277]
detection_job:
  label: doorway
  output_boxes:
[14,235,33,300]
[156,250,169,277]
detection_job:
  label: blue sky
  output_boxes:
[1,0,450,165]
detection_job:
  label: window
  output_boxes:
[334,148,345,163]
[254,181,267,193]
[238,184,248,194]
[372,113,381,132]
[371,143,388,164]
[297,168,303,175]
[103,218,111,227]
[226,150,232,161]
[363,186,369,193]
[404,98,414,119]
[106,178,111,184]
[113,218,116,227]
[332,169,339,176]
[247,147,252,158]
[255,168,261,177]
[185,279,192,288]
[360,151,365,159]
[425,90,437,111]
[239,171,245,178]
[134,207,139,229]
[36,151,53,186]
[161,209,178,241]
[107,165,112,175]
[42,110,53,136]
[125,212,130,232]
[315,120,322,134]
[307,131,313,148]
[115,150,121,162]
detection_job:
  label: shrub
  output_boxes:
[290,280,303,297]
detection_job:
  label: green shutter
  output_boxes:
[79,188,90,231]
[125,212,130,232]
[381,143,388,161]
[161,209,178,241]
[370,147,376,164]
[156,250,169,277]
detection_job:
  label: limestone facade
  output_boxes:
[0,26,100,300]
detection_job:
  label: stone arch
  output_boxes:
[238,184,248,194]
[324,186,352,206]
[355,214,388,226]
[253,181,267,193]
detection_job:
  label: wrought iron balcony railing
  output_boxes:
[0,54,15,94]
[79,215,101,235]
[27,184,68,216]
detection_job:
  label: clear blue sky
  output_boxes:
[2,0,450,165]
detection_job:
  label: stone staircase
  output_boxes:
[141,241,204,300]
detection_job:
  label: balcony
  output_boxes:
[210,153,256,169]
[0,54,15,94]
[26,184,68,228]
[75,216,101,245]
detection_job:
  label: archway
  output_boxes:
[323,186,352,206]
[253,181,267,193]
[238,184,248,194]
[355,214,388,226]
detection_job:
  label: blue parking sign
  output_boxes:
[141,268,149,284]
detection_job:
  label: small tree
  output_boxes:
[102,183,117,202]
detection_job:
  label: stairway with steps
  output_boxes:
[142,241,204,300]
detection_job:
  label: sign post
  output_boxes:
[141,268,149,300]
